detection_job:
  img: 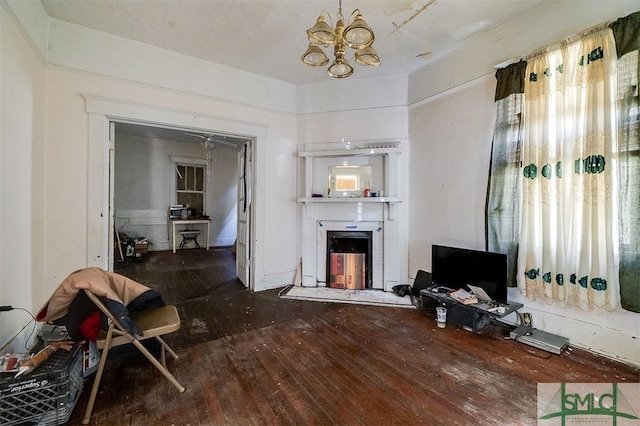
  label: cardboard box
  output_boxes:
[329,253,366,290]
[135,242,148,254]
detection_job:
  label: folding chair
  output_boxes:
[82,290,185,424]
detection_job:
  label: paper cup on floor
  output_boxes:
[436,306,447,328]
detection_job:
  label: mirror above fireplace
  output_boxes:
[298,140,401,202]
[328,165,372,197]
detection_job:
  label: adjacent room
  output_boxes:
[1,0,638,424]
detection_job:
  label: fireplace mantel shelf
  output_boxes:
[298,197,401,204]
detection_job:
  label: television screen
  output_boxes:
[432,245,508,304]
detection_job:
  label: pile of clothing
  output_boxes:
[36,267,165,341]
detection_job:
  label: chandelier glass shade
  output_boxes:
[301,0,380,78]
[342,12,375,49]
[301,44,330,66]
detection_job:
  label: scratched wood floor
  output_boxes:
[67,248,639,425]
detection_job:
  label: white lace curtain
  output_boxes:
[518,28,620,310]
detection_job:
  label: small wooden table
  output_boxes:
[169,219,210,253]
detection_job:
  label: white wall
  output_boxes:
[114,134,238,249]
[0,4,47,351]
[207,147,240,248]
[47,17,297,115]
[408,75,497,269]
[297,74,408,115]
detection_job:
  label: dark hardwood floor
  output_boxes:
[67,248,639,425]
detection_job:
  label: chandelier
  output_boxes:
[301,0,380,78]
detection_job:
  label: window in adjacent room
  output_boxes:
[176,163,205,214]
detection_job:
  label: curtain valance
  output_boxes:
[611,11,640,57]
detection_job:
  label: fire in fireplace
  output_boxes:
[327,231,372,289]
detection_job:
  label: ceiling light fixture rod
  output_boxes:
[301,0,380,78]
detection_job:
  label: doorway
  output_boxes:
[86,97,267,291]
[110,122,253,287]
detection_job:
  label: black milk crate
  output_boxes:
[0,345,83,426]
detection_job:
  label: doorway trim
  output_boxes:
[85,96,267,291]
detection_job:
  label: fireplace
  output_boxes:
[327,231,372,289]
[313,220,384,289]
[298,141,407,296]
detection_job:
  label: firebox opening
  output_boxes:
[327,231,373,290]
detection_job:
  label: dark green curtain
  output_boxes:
[611,11,640,58]
[494,61,527,102]
[486,61,527,287]
[612,11,640,312]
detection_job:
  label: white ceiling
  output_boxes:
[41,0,549,86]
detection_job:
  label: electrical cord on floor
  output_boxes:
[491,310,525,334]
[0,307,38,352]
[277,284,294,297]
[489,317,515,330]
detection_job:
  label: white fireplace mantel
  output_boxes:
[298,197,401,203]
[298,197,402,221]
[298,141,407,293]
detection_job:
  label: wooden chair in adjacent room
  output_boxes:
[82,290,186,424]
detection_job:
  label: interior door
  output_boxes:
[236,141,252,288]
[108,121,116,270]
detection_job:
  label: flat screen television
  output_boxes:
[431,244,508,304]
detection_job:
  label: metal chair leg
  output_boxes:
[83,324,115,424]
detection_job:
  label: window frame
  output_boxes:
[171,156,208,214]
